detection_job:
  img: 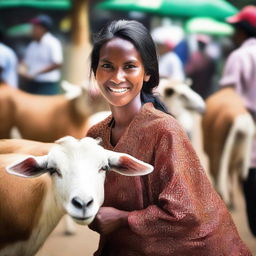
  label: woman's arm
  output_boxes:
[89,207,129,235]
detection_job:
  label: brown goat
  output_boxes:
[202,87,255,207]
[0,83,108,142]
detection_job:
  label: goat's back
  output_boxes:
[202,88,247,177]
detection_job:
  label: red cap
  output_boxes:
[227,6,256,27]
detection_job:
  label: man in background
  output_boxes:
[151,25,185,82]
[0,28,18,87]
[20,14,63,95]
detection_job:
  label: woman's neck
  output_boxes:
[110,97,142,129]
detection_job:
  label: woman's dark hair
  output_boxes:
[90,19,168,113]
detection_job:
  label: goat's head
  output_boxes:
[158,79,206,116]
[6,136,153,225]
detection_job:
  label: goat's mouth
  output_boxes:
[70,215,94,224]
[71,215,92,221]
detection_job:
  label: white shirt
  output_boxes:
[159,51,185,81]
[0,42,18,87]
[24,32,63,82]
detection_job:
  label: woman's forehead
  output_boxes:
[99,37,140,59]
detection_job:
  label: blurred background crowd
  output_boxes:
[0,0,252,95]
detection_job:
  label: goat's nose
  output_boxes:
[72,196,94,210]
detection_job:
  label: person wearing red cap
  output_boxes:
[219,5,256,237]
[19,14,63,95]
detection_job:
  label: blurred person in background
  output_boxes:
[0,28,18,88]
[185,34,217,99]
[219,5,256,236]
[151,25,185,81]
[19,14,63,95]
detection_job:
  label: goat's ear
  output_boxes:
[107,151,154,176]
[6,156,48,178]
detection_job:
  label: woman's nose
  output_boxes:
[110,68,125,84]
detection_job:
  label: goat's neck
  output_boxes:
[0,179,64,256]
[26,180,64,256]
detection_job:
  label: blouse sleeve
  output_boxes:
[127,121,225,239]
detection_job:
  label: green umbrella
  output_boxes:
[6,23,32,37]
[185,17,234,36]
[0,0,70,10]
[98,0,238,20]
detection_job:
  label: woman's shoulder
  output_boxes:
[140,103,185,136]
[86,115,112,139]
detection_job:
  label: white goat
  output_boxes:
[156,79,205,140]
[0,136,153,256]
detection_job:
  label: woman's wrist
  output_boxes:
[118,210,129,227]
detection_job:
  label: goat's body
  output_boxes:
[0,137,153,255]
[0,155,62,256]
[202,88,255,206]
[0,84,104,142]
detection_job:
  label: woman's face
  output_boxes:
[96,37,150,107]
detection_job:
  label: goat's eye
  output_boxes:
[164,88,175,97]
[48,167,62,177]
[101,165,110,171]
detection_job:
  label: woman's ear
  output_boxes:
[144,74,150,82]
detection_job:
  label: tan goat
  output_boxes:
[0,82,108,142]
[202,87,255,207]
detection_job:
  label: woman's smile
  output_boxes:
[96,37,149,108]
[106,84,130,95]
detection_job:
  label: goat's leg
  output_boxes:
[217,121,237,206]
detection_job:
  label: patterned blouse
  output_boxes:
[87,102,251,256]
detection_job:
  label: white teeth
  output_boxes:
[109,87,128,93]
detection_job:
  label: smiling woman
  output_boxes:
[86,20,252,256]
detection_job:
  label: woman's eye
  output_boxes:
[101,63,112,69]
[124,64,136,69]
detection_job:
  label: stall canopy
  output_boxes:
[0,0,71,10]
[98,0,238,21]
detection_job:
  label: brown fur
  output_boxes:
[0,139,53,155]
[0,84,108,142]
[202,87,247,180]
[0,154,49,249]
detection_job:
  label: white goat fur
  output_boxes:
[157,79,205,140]
[0,136,153,256]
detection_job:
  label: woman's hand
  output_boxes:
[89,207,129,235]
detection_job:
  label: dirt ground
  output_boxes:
[36,115,256,255]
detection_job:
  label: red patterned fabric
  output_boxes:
[87,103,251,256]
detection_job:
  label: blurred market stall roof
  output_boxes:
[97,0,238,20]
[6,23,32,37]
[185,17,234,36]
[0,0,70,10]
